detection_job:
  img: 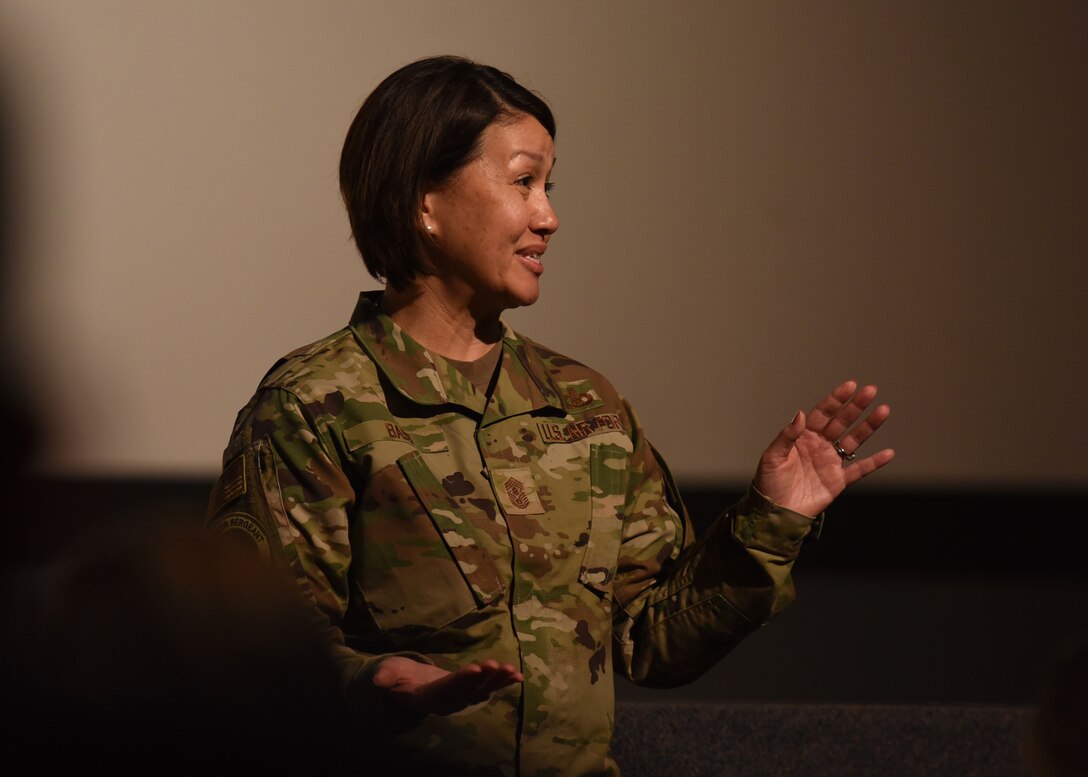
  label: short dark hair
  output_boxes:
[339,55,556,291]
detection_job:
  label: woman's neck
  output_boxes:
[379,282,502,361]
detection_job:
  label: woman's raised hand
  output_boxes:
[753,380,894,518]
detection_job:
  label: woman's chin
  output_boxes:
[509,284,541,310]
[490,278,541,312]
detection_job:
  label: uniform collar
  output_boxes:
[348,291,565,421]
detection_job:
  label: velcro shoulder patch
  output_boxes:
[207,453,247,516]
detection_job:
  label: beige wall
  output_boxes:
[2,0,1085,487]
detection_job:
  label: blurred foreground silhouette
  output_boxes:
[0,521,348,772]
[0,69,346,772]
[1024,635,1088,777]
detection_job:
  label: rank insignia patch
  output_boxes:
[491,467,545,515]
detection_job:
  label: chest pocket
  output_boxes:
[578,442,629,596]
[347,425,504,639]
[398,451,505,607]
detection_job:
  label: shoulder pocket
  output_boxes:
[205,442,296,571]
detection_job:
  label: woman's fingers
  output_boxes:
[437,661,523,708]
[842,446,897,487]
[833,401,892,456]
[804,380,859,434]
[474,662,524,695]
[810,381,890,460]
[374,657,524,716]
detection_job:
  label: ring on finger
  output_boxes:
[833,440,856,462]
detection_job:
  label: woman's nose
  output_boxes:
[532,196,559,236]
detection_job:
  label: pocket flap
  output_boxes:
[398,451,504,607]
[579,442,628,594]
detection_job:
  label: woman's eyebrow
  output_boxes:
[510,149,553,164]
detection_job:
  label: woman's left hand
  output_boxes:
[753,379,894,517]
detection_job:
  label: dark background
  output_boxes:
[19,477,1086,707]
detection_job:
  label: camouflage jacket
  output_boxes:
[206,291,818,776]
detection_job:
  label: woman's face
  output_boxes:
[422,113,558,317]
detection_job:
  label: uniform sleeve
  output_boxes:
[205,387,429,733]
[610,398,819,688]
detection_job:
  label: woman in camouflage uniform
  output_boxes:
[206,55,894,776]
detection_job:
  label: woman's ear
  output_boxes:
[421,191,437,236]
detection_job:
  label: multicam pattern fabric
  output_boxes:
[206,291,818,776]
